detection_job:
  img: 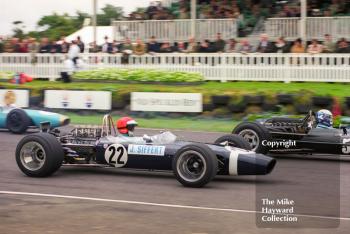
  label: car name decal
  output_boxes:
[128,144,165,156]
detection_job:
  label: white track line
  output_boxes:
[1,191,349,221]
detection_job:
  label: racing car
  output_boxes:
[0,107,70,134]
[232,111,350,155]
[15,115,276,187]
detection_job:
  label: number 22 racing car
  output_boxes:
[15,115,276,187]
[232,111,350,155]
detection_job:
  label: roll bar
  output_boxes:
[101,114,117,137]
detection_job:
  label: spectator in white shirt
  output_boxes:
[68,40,80,65]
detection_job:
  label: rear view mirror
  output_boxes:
[40,121,51,133]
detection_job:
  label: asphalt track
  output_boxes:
[0,128,349,234]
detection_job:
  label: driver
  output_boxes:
[316,109,333,129]
[116,117,138,136]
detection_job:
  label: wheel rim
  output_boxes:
[177,150,206,183]
[9,112,22,128]
[238,129,259,151]
[20,141,46,171]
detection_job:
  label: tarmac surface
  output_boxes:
[0,128,349,234]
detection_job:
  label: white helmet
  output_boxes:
[316,109,333,128]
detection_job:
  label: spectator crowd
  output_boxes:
[129,0,350,20]
[1,33,349,55]
[128,0,350,35]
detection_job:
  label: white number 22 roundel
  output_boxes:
[104,144,128,168]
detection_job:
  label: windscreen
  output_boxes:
[150,131,177,144]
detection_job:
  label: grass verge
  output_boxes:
[68,113,237,133]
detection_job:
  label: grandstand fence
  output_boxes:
[111,19,237,42]
[265,17,350,40]
[0,53,349,82]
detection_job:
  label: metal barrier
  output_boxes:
[0,53,349,82]
[112,19,237,42]
[265,17,350,40]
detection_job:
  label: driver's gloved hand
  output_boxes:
[143,134,152,143]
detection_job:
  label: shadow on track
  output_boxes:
[58,166,285,185]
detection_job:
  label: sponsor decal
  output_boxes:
[128,144,166,156]
[131,92,202,113]
[104,144,128,168]
[62,92,69,108]
[262,140,296,149]
[85,93,93,108]
[45,90,111,110]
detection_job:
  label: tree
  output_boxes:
[12,21,25,39]
[74,11,91,28]
[97,4,124,25]
[11,4,125,40]
[36,13,78,40]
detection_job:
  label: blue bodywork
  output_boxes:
[0,107,69,129]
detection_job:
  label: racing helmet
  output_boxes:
[116,117,138,136]
[316,109,333,128]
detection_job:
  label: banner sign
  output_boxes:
[0,89,29,108]
[44,90,111,110]
[131,92,202,112]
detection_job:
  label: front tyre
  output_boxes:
[172,143,218,188]
[16,133,64,177]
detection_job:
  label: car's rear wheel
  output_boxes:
[6,109,31,134]
[214,134,252,150]
[173,143,218,188]
[232,122,270,154]
[16,133,64,177]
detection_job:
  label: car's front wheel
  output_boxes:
[172,143,218,188]
[16,133,64,177]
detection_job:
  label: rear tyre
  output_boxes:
[6,109,31,134]
[172,143,218,188]
[214,134,252,150]
[16,133,64,177]
[232,122,270,154]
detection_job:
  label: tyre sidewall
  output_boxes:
[16,133,64,177]
[6,109,31,134]
[233,122,270,154]
[172,143,218,188]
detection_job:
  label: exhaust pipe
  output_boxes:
[229,150,276,175]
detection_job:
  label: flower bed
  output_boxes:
[72,68,204,83]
